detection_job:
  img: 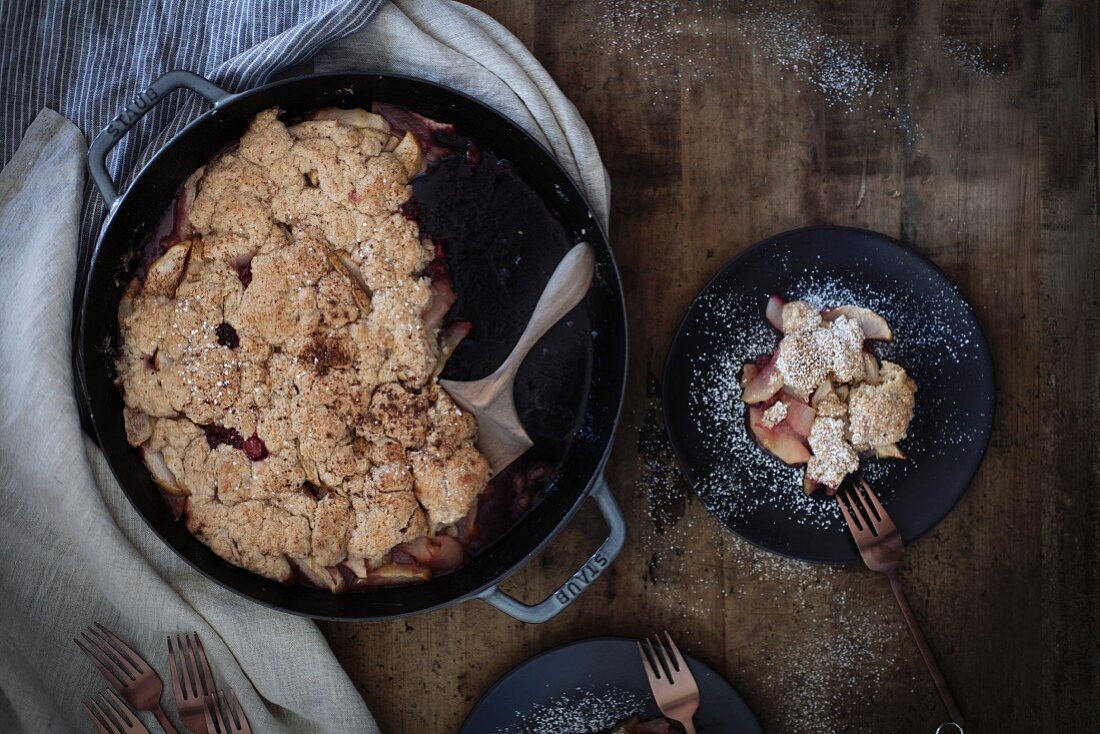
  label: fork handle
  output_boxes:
[887,571,964,726]
[150,701,180,734]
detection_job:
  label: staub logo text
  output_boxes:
[554,552,610,605]
[107,87,161,139]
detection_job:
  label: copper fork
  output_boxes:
[637,632,699,734]
[75,622,179,734]
[82,689,152,734]
[203,689,251,734]
[837,477,965,727]
[168,632,216,734]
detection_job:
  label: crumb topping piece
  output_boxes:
[806,417,860,488]
[117,107,490,586]
[780,300,823,333]
[848,361,917,450]
[775,310,866,397]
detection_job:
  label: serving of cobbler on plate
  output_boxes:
[116,105,494,592]
[740,294,917,494]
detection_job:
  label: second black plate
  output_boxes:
[459,637,762,733]
[662,226,995,563]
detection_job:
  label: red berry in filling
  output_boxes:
[215,322,239,349]
[236,261,252,288]
[204,424,244,451]
[243,433,268,461]
[399,199,420,221]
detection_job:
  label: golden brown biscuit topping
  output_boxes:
[117,107,490,588]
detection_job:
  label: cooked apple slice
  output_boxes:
[810,378,834,408]
[394,130,426,178]
[740,363,760,389]
[325,565,347,593]
[308,107,391,133]
[343,557,369,578]
[862,352,881,384]
[425,535,466,572]
[393,536,433,565]
[873,443,907,459]
[372,563,433,585]
[748,406,811,465]
[802,472,822,496]
[423,267,457,331]
[288,557,338,591]
[143,241,192,298]
[822,305,892,341]
[784,399,817,437]
[765,294,786,331]
[741,353,784,404]
[142,448,184,495]
[324,249,371,309]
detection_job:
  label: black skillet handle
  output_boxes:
[87,70,231,208]
[476,474,626,623]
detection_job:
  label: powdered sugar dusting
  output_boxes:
[937,35,1009,77]
[493,685,646,734]
[685,251,988,534]
[589,0,720,98]
[733,7,889,113]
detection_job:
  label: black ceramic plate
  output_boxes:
[663,226,994,564]
[459,637,762,734]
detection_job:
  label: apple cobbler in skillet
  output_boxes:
[116,106,491,591]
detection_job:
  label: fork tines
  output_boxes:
[637,632,700,733]
[168,631,214,701]
[75,622,149,689]
[204,689,251,734]
[640,631,685,683]
[837,475,895,538]
[81,689,149,734]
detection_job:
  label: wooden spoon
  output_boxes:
[440,243,596,474]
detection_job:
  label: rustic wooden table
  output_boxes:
[321,1,1099,731]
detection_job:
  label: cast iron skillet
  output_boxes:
[78,70,628,622]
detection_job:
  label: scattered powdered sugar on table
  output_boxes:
[588,0,722,98]
[634,433,915,731]
[494,685,646,734]
[936,35,1009,77]
[732,6,890,113]
[686,260,987,533]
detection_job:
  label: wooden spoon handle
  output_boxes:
[494,243,595,380]
[887,572,964,725]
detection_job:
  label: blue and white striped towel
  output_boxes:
[1,0,384,290]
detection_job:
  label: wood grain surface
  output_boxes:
[320,1,1100,731]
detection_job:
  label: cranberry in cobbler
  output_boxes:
[740,295,917,494]
[115,105,507,592]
